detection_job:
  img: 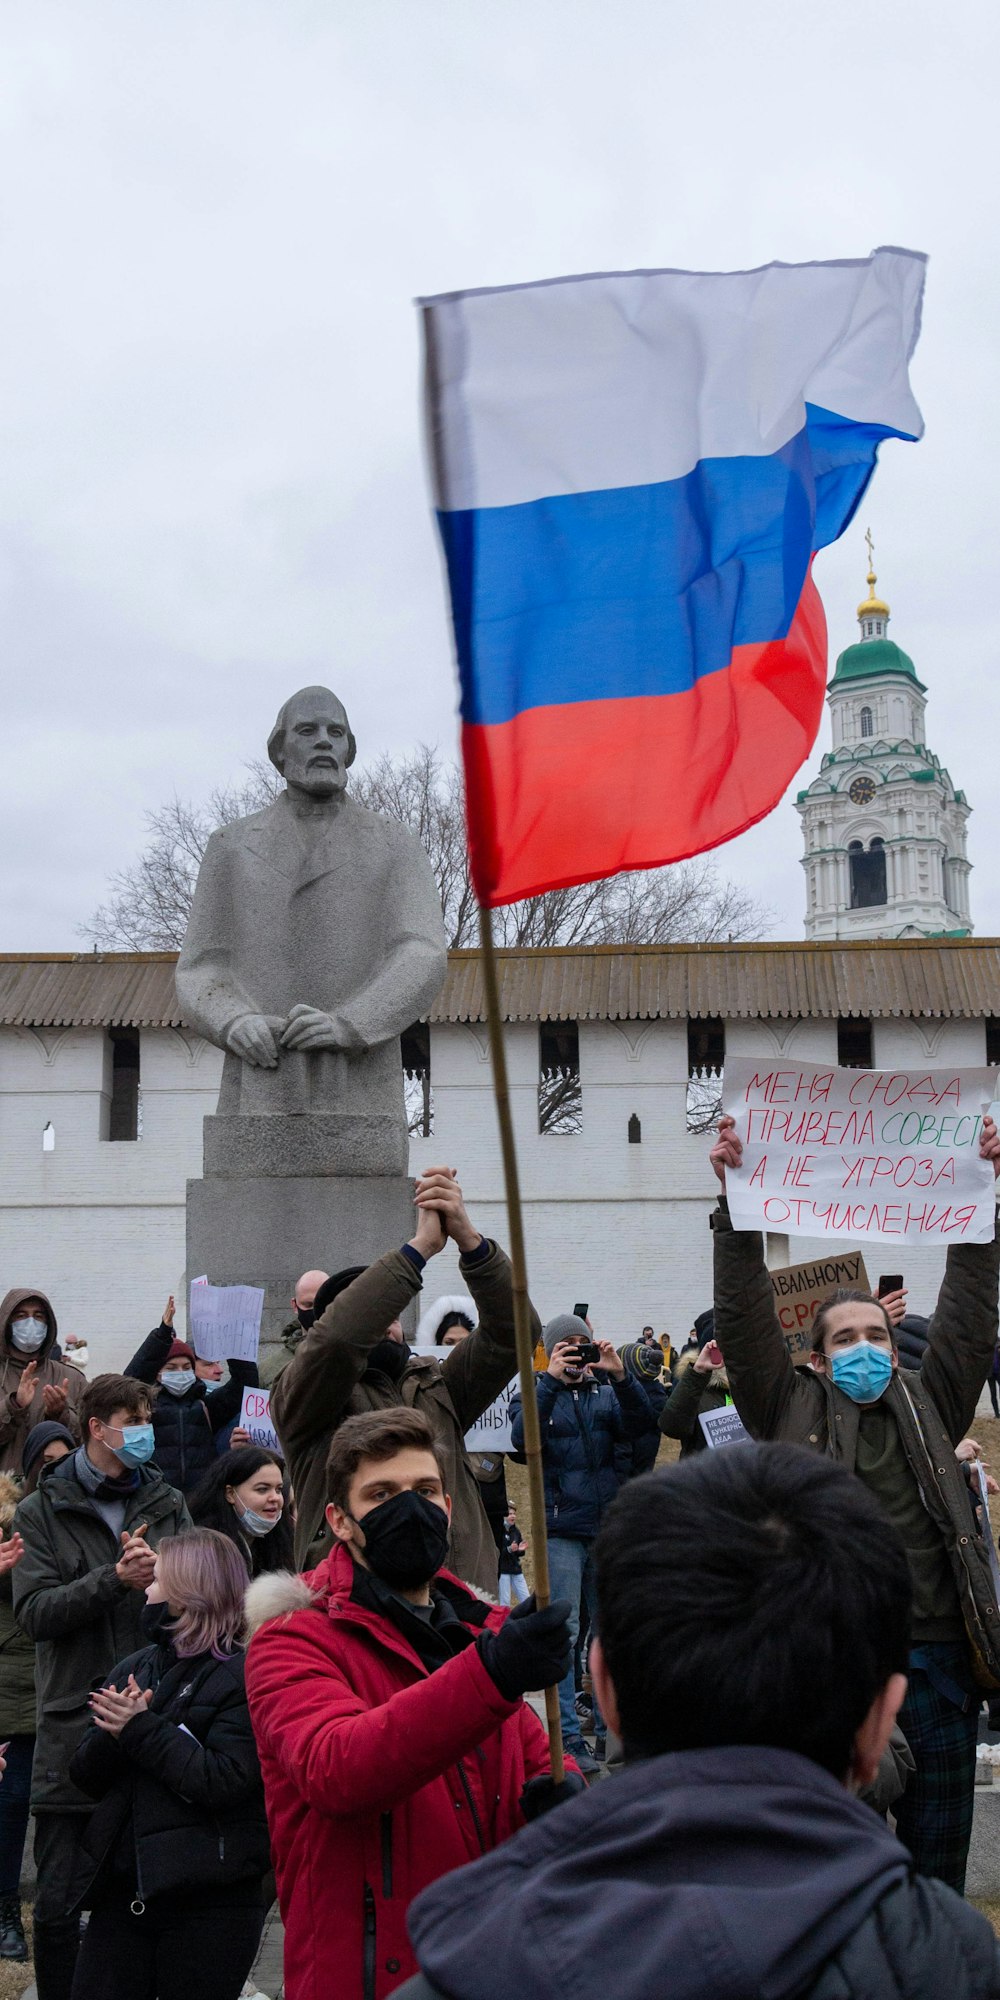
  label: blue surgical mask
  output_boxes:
[109,1424,156,1468]
[831,1342,894,1405]
[160,1370,195,1397]
[236,1497,280,1538]
[10,1317,48,1354]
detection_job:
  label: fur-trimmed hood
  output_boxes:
[673,1349,730,1392]
[416,1293,478,1345]
[245,1569,317,1640]
[0,1471,22,1533]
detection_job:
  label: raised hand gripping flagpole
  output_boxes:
[478,906,564,1783]
[421,249,924,1786]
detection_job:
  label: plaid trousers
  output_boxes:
[893,1642,981,1894]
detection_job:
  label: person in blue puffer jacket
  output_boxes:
[509,1314,656,1775]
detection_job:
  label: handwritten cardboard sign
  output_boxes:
[239,1387,280,1453]
[414,1347,514,1451]
[189,1281,265,1362]
[698,1406,751,1450]
[771,1250,871,1364]
[725,1060,995,1245]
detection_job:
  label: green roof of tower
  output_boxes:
[830,636,925,690]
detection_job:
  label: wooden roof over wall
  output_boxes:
[1,941,999,1027]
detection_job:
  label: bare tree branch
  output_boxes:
[82,744,770,952]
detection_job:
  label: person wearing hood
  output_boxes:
[657,1310,732,1458]
[0,1290,85,1476]
[259,1268,331,1391]
[12,1372,190,2000]
[67,1527,270,2000]
[397,1443,1000,2000]
[270,1166,534,1594]
[509,1313,657,1774]
[124,1296,259,1497]
[245,1406,578,2000]
[417,1294,508,1567]
[710,1112,1000,1896]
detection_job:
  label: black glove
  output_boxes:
[520,1770,588,1819]
[477,1594,573,1701]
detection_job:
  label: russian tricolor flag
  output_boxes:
[420,248,925,908]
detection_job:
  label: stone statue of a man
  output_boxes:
[176,687,447,1174]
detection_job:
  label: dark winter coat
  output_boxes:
[259,1319,305,1391]
[0,1288,85,1475]
[658,1352,730,1457]
[13,1453,191,1809]
[0,1473,35,1736]
[509,1373,656,1541]
[125,1321,258,1496]
[615,1376,667,1479]
[69,1638,269,1909]
[712,1196,1000,1685]
[397,1744,1000,2000]
[271,1242,534,1591]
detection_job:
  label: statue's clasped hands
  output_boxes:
[227,1006,353,1066]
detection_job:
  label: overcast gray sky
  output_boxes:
[3,0,997,948]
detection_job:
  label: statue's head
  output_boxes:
[267,687,357,800]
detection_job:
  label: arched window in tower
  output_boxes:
[849,836,887,910]
[860,705,873,738]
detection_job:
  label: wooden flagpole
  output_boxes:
[478,904,565,1783]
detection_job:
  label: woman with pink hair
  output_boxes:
[65,1528,270,2000]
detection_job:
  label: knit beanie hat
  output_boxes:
[165,1339,196,1365]
[694,1310,716,1349]
[312,1267,368,1322]
[542,1312,589,1357]
[22,1420,77,1481]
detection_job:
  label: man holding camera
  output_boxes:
[509,1314,657,1774]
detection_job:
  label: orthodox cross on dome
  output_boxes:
[857,527,889,638]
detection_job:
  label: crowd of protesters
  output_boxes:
[2,1140,1000,1996]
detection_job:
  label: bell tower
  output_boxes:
[796,536,972,939]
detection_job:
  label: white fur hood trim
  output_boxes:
[416,1292,478,1345]
[245,1570,317,1640]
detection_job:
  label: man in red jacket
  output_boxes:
[245,1406,577,2000]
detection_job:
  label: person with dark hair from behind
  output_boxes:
[245,1405,578,2000]
[67,1528,270,2000]
[710,1112,1000,1896]
[188,1445,295,1577]
[12,1373,190,2000]
[397,1443,1000,2000]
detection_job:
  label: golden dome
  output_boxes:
[857,565,890,620]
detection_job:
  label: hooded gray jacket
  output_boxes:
[0,1287,85,1476]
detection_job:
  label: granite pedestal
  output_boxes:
[186,1111,416,1352]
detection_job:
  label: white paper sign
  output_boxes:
[725,1059,996,1245]
[239,1386,280,1454]
[413,1347,514,1451]
[189,1281,265,1362]
[698,1406,751,1450]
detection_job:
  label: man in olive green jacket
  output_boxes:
[271,1167,537,1591]
[13,1374,189,2000]
[710,1113,1000,1896]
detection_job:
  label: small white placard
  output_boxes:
[239,1386,280,1453]
[189,1282,264,1363]
[698,1406,751,1451]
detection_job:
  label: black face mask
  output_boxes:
[140,1600,175,1645]
[354,1491,450,1590]
[296,1307,316,1332]
[366,1338,409,1384]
